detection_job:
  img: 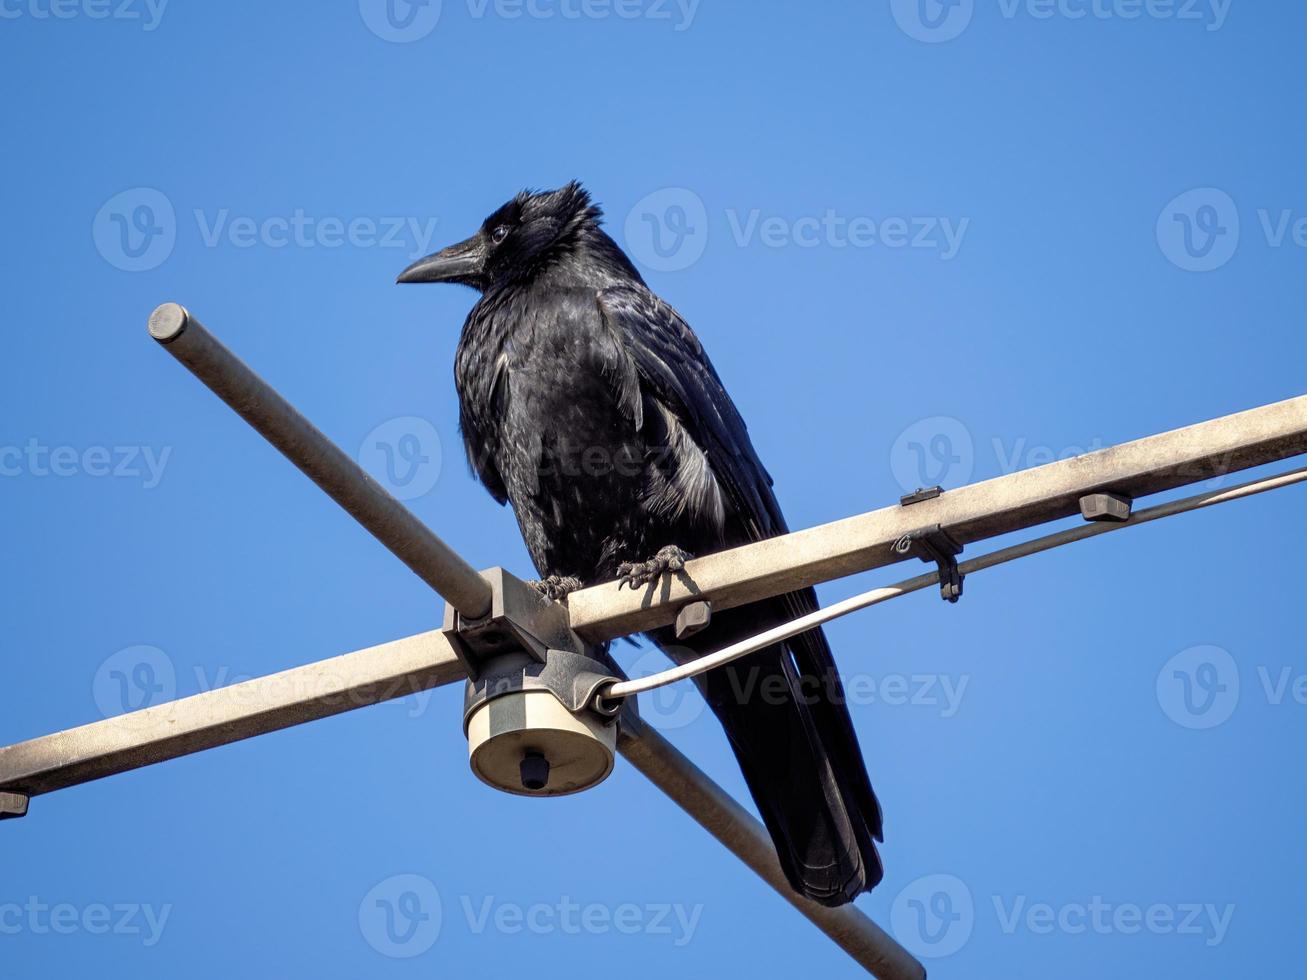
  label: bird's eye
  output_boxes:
[490,225,510,244]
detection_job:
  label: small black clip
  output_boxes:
[900,486,943,507]
[894,524,964,603]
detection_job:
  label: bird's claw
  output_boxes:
[530,575,583,602]
[616,545,693,590]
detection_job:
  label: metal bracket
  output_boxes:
[440,567,628,722]
[442,567,576,679]
[675,600,713,641]
[893,524,965,603]
[462,648,624,731]
[441,567,629,796]
[1080,491,1133,523]
[0,791,29,820]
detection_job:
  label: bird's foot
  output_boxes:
[617,545,693,591]
[529,575,584,602]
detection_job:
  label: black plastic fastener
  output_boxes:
[520,750,550,791]
[900,486,943,506]
[894,524,965,603]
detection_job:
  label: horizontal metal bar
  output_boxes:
[567,393,1307,640]
[0,631,914,974]
[618,714,924,979]
[608,465,1307,700]
[0,630,463,797]
[147,303,493,619]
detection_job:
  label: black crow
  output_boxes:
[397,182,883,905]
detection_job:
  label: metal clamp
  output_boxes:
[893,524,964,603]
[1080,491,1133,523]
[442,567,628,797]
[0,792,29,821]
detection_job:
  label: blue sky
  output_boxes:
[2,1,1305,976]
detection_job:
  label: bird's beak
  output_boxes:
[396,234,486,286]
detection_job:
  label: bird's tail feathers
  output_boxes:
[654,599,883,906]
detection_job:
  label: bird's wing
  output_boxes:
[597,284,884,845]
[596,284,787,540]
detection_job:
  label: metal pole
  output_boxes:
[147,303,493,619]
[0,631,921,975]
[0,630,464,798]
[567,393,1307,640]
[618,713,926,980]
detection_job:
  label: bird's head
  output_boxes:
[397,181,608,293]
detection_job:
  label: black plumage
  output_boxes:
[398,182,884,905]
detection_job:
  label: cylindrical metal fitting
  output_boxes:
[467,691,615,797]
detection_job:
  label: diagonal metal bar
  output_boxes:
[10,301,1271,974]
[147,303,493,619]
[134,303,921,969]
[566,393,1307,641]
[618,713,925,979]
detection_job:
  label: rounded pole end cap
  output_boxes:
[148,303,189,343]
